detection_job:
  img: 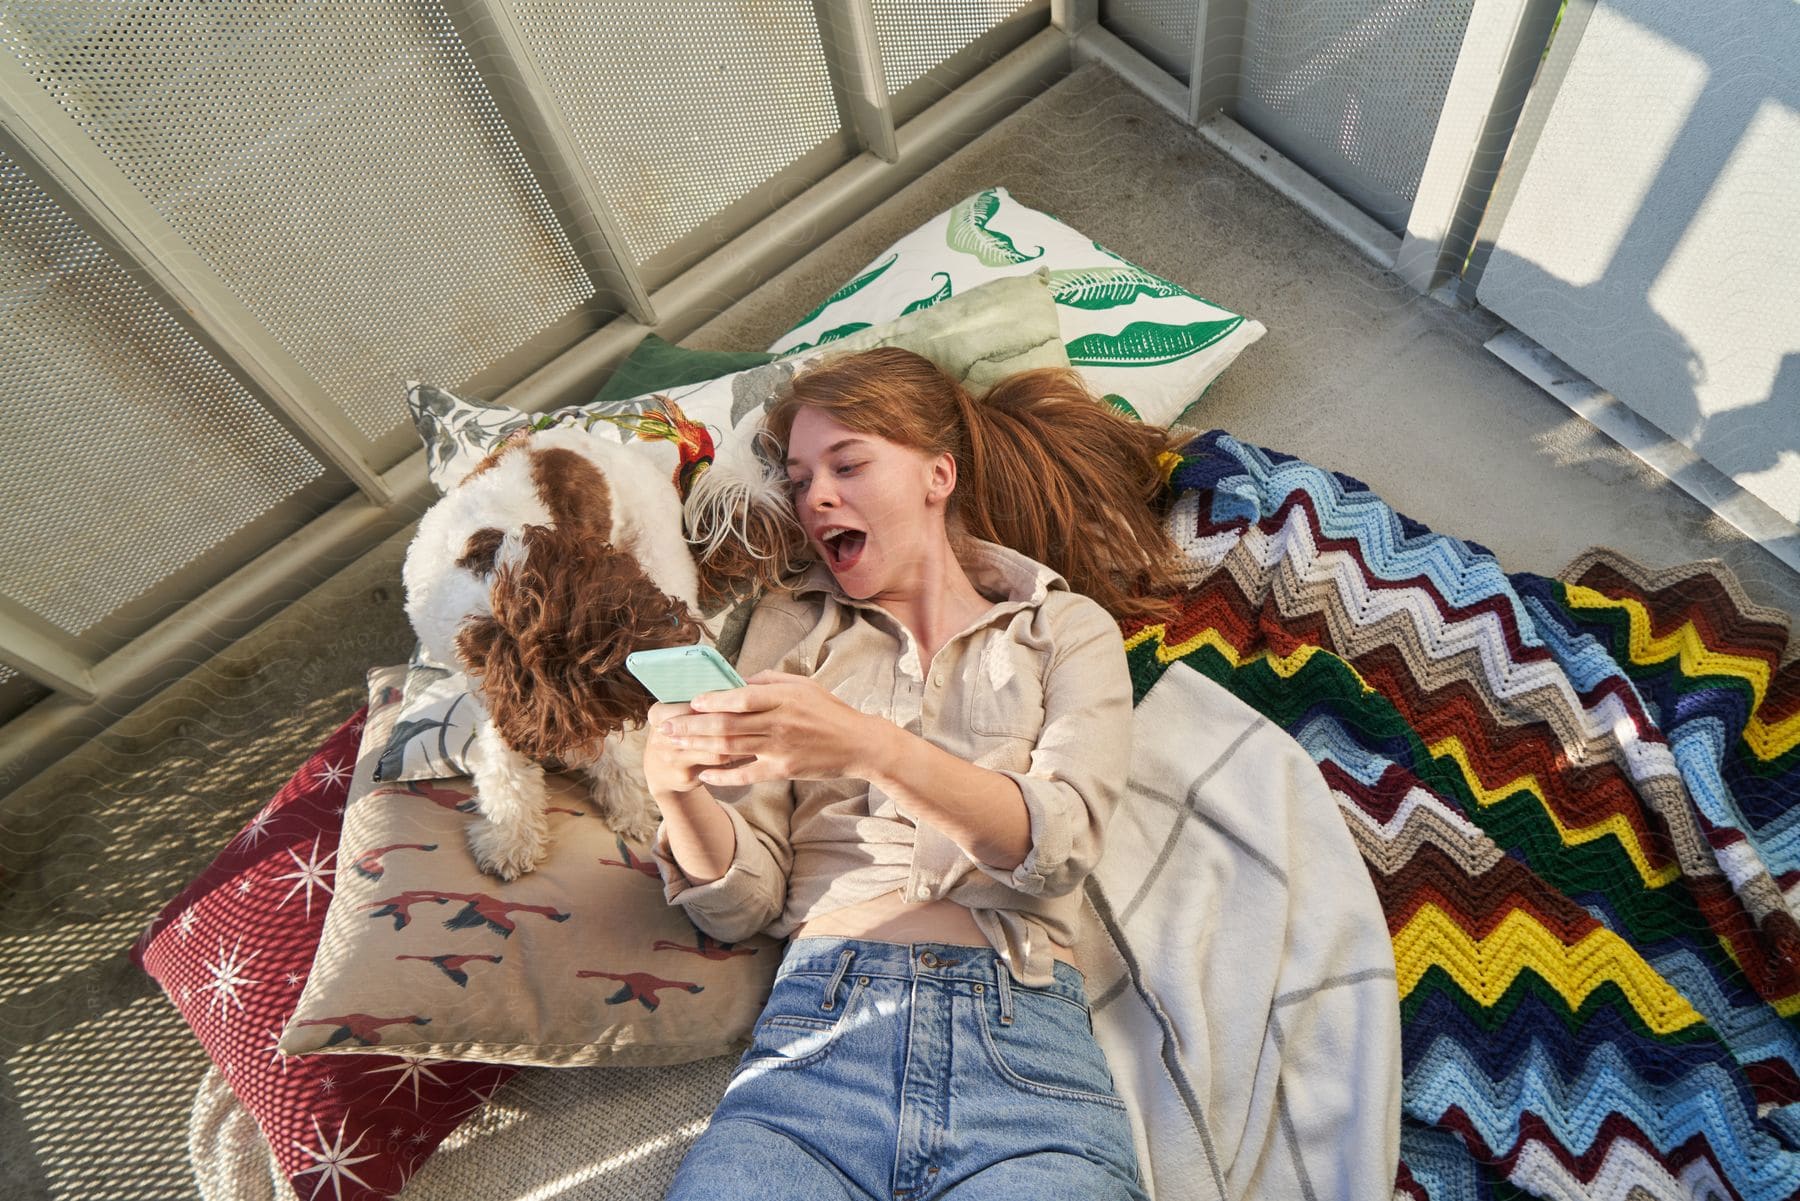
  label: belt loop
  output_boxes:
[822,948,855,1011]
[995,959,1014,1025]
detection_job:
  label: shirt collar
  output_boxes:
[790,535,1067,612]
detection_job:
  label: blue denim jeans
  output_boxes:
[664,936,1149,1200]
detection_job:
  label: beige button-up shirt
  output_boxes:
[650,536,1134,986]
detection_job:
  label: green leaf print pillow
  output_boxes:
[768,185,1266,427]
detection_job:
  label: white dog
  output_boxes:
[402,423,706,881]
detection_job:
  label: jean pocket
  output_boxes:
[739,976,868,1073]
[974,990,1126,1109]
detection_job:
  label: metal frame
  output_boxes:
[0,24,1072,801]
[1393,0,1565,294]
[1487,329,1800,575]
[1052,0,1098,37]
[1067,18,1401,269]
[1462,0,1597,297]
[0,597,95,703]
[1070,0,1560,293]
[1188,0,1247,126]
[814,0,899,163]
[885,0,1052,128]
[0,75,393,504]
[439,0,659,326]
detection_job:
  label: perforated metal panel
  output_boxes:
[1,146,328,639]
[0,1,596,443]
[1236,0,1476,232]
[1100,0,1199,81]
[507,0,843,267]
[871,0,1036,93]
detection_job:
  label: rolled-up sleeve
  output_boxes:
[650,596,813,943]
[975,596,1133,897]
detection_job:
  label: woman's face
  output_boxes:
[783,406,949,598]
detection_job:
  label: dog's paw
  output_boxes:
[590,784,661,847]
[611,808,661,847]
[467,816,549,882]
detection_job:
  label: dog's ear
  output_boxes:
[682,442,811,608]
[691,501,810,610]
[456,523,706,762]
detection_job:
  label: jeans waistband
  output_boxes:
[778,936,1089,1007]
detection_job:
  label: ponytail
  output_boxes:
[947,368,1188,625]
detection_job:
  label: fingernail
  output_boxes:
[659,722,672,734]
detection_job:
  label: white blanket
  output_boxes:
[1076,662,1403,1201]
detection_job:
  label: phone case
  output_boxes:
[624,644,748,704]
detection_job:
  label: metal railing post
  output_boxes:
[812,0,899,163]
[1052,0,1099,37]
[1393,0,1564,295]
[440,0,660,325]
[1462,0,1595,295]
[1189,0,1248,126]
[0,598,97,701]
[0,73,393,504]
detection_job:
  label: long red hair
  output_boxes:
[744,346,1191,625]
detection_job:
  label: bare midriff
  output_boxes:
[788,888,1079,969]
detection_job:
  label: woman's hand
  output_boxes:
[641,699,758,802]
[658,670,888,788]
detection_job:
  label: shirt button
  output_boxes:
[932,673,944,687]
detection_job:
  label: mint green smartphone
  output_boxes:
[625,643,748,704]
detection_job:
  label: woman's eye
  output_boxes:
[836,462,863,475]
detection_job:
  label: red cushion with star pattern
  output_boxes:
[128,702,518,1200]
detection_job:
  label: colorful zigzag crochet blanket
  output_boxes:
[1127,430,1800,1201]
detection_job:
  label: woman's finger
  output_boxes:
[647,700,694,725]
[688,682,785,714]
[669,711,770,739]
[691,752,757,773]
[697,757,778,787]
[675,731,768,756]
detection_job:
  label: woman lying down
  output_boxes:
[646,345,1190,1200]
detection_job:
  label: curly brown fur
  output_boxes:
[530,445,612,533]
[455,523,705,765]
[457,527,505,575]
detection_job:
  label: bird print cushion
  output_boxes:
[128,675,519,1201]
[279,666,782,1067]
[768,184,1266,427]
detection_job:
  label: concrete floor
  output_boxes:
[2,58,1795,1201]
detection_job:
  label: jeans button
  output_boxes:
[920,952,938,968]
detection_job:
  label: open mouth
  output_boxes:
[819,526,867,571]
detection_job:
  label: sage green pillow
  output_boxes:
[589,333,777,407]
[772,264,1066,394]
